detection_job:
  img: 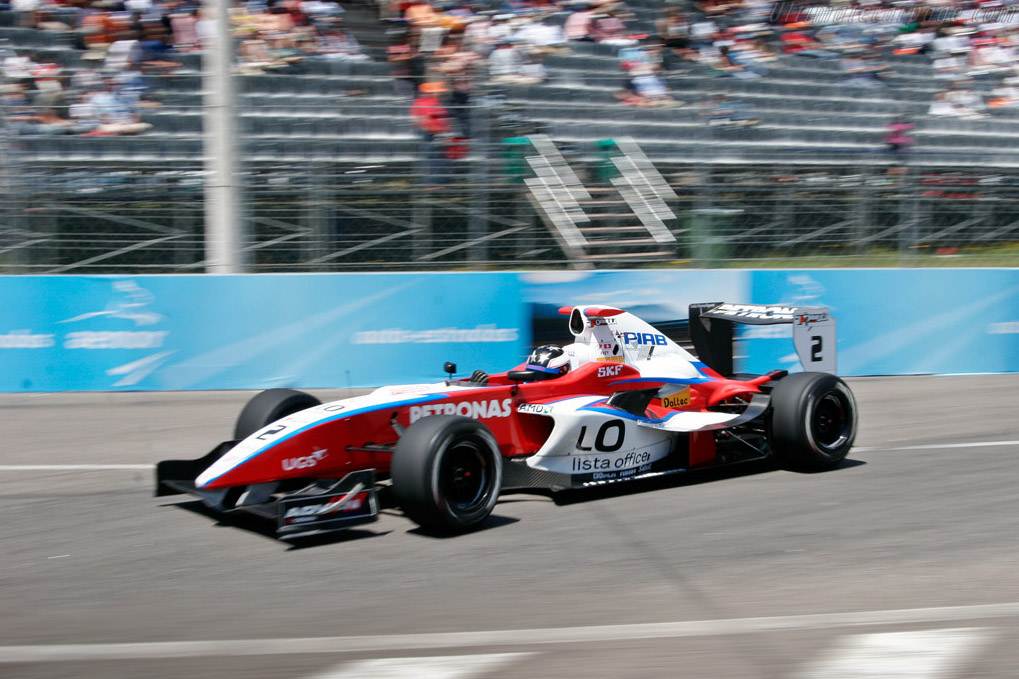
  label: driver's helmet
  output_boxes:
[525,344,570,379]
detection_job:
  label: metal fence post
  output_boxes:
[202,0,243,273]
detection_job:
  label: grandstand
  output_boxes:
[2,0,1019,272]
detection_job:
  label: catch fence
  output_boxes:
[4,100,1019,272]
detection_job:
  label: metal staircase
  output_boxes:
[522,135,680,267]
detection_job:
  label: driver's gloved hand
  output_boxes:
[470,369,489,384]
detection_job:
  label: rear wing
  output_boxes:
[689,303,836,377]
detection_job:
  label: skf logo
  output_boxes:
[409,399,513,423]
[621,332,668,346]
[598,364,623,378]
[282,448,327,471]
[661,388,691,408]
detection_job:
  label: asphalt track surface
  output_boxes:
[2,375,1018,679]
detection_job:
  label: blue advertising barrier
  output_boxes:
[0,274,528,392]
[2,269,1018,392]
[518,269,1019,376]
[743,269,1019,375]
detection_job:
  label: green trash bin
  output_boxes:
[594,138,619,183]
[688,208,742,267]
[501,137,533,184]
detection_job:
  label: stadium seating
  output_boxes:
[6,11,1019,173]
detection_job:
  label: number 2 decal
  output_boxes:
[576,419,625,452]
[811,335,823,362]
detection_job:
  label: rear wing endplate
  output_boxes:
[689,303,836,376]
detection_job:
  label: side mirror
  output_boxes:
[443,362,457,377]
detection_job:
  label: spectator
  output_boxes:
[236,35,292,73]
[689,15,718,50]
[170,10,200,52]
[840,48,891,87]
[105,29,143,74]
[989,75,1019,109]
[563,6,595,42]
[308,20,369,61]
[946,79,987,117]
[514,14,568,55]
[435,36,480,135]
[885,114,914,154]
[705,93,758,126]
[410,81,452,187]
[489,39,541,85]
[590,9,638,48]
[519,52,548,84]
[3,49,36,82]
[78,79,152,135]
[464,13,496,55]
[928,82,987,119]
[616,64,682,108]
[780,23,838,58]
[487,13,515,43]
[388,41,425,98]
[404,0,439,30]
[656,6,690,52]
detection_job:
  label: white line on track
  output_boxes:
[855,440,1019,452]
[1,602,1018,664]
[793,628,991,679]
[0,464,153,471]
[307,653,534,679]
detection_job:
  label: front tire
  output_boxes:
[769,372,857,471]
[391,415,503,533]
[234,388,321,440]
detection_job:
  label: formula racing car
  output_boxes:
[157,303,857,537]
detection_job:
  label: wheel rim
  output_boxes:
[811,391,850,451]
[438,438,491,514]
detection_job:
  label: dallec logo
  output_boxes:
[661,387,691,408]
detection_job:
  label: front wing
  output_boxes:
[156,450,379,538]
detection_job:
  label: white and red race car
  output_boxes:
[157,303,857,537]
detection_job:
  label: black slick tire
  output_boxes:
[769,372,857,471]
[390,415,503,533]
[234,388,321,440]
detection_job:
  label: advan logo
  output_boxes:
[282,449,327,471]
[409,399,513,423]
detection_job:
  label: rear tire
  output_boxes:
[391,415,503,533]
[234,388,321,440]
[769,372,857,471]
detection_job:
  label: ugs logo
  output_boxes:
[282,449,327,471]
[597,364,623,378]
